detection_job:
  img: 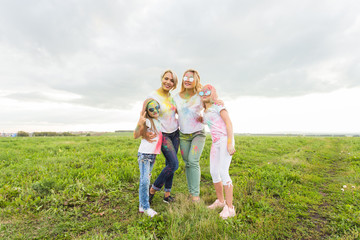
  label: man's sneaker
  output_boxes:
[219,205,236,220]
[144,208,158,218]
[207,199,226,209]
[163,195,175,204]
[149,186,155,205]
[139,206,144,213]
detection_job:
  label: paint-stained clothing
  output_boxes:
[203,104,234,186]
[138,118,162,154]
[148,90,180,194]
[137,118,162,210]
[152,129,180,192]
[179,130,206,197]
[209,136,233,185]
[149,91,178,134]
[138,153,156,210]
[173,93,204,134]
[174,93,206,197]
[203,104,227,143]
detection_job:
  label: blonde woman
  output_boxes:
[148,70,180,204]
[173,69,206,202]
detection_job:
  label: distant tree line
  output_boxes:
[17,131,75,137]
[17,131,29,137]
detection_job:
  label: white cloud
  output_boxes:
[226,87,360,134]
[0,0,360,132]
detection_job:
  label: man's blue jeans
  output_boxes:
[138,153,156,210]
[152,129,180,192]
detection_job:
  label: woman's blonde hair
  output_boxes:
[180,69,202,93]
[161,69,178,90]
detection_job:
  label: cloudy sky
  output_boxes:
[1,0,359,134]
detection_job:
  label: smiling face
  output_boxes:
[161,72,175,92]
[182,71,195,89]
[147,100,160,118]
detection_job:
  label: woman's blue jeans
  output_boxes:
[152,129,180,192]
[138,153,156,210]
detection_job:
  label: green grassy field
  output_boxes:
[0,135,359,239]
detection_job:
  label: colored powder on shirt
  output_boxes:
[154,132,163,154]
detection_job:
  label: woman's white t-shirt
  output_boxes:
[138,118,163,154]
[173,93,204,134]
[203,104,227,143]
[148,90,178,134]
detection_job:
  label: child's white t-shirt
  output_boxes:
[173,93,204,134]
[138,118,163,154]
[148,91,178,134]
[203,104,227,143]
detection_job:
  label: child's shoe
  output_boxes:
[144,208,158,218]
[219,205,236,220]
[139,206,144,213]
[207,199,225,209]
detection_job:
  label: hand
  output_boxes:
[227,143,236,156]
[145,132,157,143]
[214,99,224,106]
[138,111,146,125]
[197,115,203,123]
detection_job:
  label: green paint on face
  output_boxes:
[147,100,160,114]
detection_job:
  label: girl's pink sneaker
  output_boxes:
[207,199,226,209]
[219,205,236,219]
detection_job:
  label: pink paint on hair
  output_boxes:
[201,84,218,102]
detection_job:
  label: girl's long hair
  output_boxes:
[180,69,202,94]
[140,98,160,141]
[201,84,219,109]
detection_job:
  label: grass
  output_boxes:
[0,135,359,239]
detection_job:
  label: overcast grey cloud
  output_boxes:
[1,0,360,133]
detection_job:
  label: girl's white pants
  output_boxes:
[209,136,234,186]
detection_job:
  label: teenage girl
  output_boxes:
[200,84,236,219]
[134,98,162,217]
[148,70,179,204]
[173,69,206,202]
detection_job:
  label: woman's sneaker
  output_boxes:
[144,208,158,218]
[139,206,144,213]
[163,195,175,204]
[219,205,236,220]
[207,199,225,209]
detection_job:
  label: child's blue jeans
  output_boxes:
[138,153,156,210]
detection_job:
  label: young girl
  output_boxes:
[134,98,162,217]
[200,84,236,219]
